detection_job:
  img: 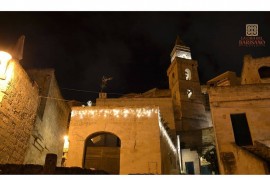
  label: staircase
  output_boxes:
[242,140,270,162]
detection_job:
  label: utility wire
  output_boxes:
[39,96,91,105]
[61,87,124,95]
[39,96,73,102]
[38,87,125,103]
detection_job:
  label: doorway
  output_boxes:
[185,161,195,174]
[84,132,121,174]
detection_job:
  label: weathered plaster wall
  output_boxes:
[209,84,270,174]
[24,69,71,166]
[0,60,39,164]
[241,55,270,84]
[207,71,240,87]
[66,106,165,174]
[181,149,200,174]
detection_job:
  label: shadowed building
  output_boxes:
[208,55,270,174]
[24,69,71,166]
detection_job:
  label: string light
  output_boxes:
[71,107,158,119]
[158,111,177,155]
[71,107,177,155]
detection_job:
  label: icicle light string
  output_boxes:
[71,107,158,119]
[71,107,177,154]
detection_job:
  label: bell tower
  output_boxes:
[167,36,208,138]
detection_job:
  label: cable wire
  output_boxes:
[61,87,124,95]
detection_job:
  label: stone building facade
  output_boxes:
[66,106,177,174]
[0,59,39,164]
[4,36,270,175]
[24,69,71,166]
[66,37,214,174]
[0,57,70,165]
[208,55,270,174]
[166,37,214,174]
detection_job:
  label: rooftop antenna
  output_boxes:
[100,75,113,93]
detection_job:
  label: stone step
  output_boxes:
[242,140,270,162]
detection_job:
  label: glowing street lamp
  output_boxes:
[0,51,12,79]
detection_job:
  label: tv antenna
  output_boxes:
[100,75,113,92]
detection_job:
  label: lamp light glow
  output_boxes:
[0,51,12,62]
[63,135,69,152]
[0,51,12,80]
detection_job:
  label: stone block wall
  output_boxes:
[24,69,71,166]
[0,60,39,164]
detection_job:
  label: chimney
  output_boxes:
[99,92,107,99]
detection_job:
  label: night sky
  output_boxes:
[0,12,270,103]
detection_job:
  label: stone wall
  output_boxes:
[66,106,173,174]
[208,84,270,174]
[24,69,71,166]
[0,60,39,164]
[96,98,176,139]
[241,55,270,84]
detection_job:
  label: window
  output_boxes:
[185,68,192,80]
[187,89,193,98]
[230,113,253,146]
[258,66,270,79]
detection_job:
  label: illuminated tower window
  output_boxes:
[185,68,192,80]
[187,89,193,98]
[176,51,192,60]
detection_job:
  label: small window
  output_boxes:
[187,89,193,98]
[185,68,192,80]
[230,113,253,146]
[258,66,270,79]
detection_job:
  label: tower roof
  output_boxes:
[170,35,191,60]
[175,35,186,46]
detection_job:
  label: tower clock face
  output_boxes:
[177,51,192,60]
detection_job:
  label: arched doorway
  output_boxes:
[83,132,121,174]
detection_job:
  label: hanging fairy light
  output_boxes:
[71,107,158,119]
[158,111,177,155]
[71,107,177,159]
